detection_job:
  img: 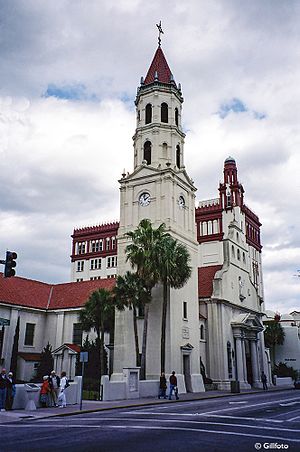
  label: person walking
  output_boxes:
[0,368,8,412]
[58,371,68,408]
[5,372,16,410]
[158,372,167,399]
[261,371,268,390]
[48,370,60,407]
[40,376,51,407]
[168,371,179,400]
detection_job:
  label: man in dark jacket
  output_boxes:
[5,371,16,410]
[158,372,167,399]
[169,371,179,400]
[0,368,8,411]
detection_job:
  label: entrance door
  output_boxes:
[245,340,253,386]
[183,354,192,392]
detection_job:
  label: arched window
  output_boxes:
[143,141,151,165]
[161,102,168,123]
[237,249,240,260]
[176,145,180,168]
[145,104,152,124]
[175,107,179,126]
[213,220,219,234]
[231,245,235,258]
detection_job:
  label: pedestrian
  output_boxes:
[5,372,16,410]
[261,371,268,390]
[48,370,60,407]
[168,371,179,400]
[0,368,8,412]
[39,376,51,407]
[58,371,69,408]
[158,372,167,399]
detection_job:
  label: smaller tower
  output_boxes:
[219,157,244,210]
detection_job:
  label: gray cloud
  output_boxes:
[0,0,299,313]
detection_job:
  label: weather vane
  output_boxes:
[156,21,164,47]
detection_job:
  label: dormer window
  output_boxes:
[161,102,168,123]
[143,141,151,165]
[145,104,152,124]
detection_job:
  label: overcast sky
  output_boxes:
[0,0,299,314]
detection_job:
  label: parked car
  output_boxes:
[294,380,300,389]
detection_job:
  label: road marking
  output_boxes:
[188,396,300,416]
[280,401,300,407]
[2,423,300,443]
[205,414,283,423]
[33,416,300,432]
[125,396,300,418]
[228,401,247,404]
[287,414,300,422]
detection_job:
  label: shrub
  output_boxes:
[273,362,298,380]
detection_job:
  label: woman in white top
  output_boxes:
[58,371,68,408]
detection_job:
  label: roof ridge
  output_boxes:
[0,272,51,286]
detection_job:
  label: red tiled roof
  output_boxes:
[0,273,116,310]
[198,265,222,298]
[50,279,116,309]
[18,352,42,361]
[0,274,51,309]
[64,344,81,353]
[144,47,175,85]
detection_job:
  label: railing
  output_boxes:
[198,198,220,208]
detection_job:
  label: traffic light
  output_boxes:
[4,251,17,277]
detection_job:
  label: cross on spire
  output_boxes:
[156,21,164,47]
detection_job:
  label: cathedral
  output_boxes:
[71,41,268,391]
[0,39,268,391]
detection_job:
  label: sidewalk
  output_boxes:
[0,386,292,424]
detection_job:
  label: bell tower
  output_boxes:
[133,45,185,170]
[118,39,197,242]
[113,29,203,391]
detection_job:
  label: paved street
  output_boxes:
[1,390,300,452]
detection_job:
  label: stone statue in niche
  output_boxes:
[238,276,246,301]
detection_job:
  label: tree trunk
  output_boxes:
[140,303,150,380]
[160,282,168,373]
[133,307,140,366]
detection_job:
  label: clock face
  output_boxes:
[139,192,151,207]
[178,195,185,208]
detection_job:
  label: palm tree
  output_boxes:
[79,288,115,380]
[113,271,150,366]
[158,235,192,373]
[125,219,169,379]
[264,318,285,369]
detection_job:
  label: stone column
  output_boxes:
[235,336,244,382]
[250,340,260,387]
[242,339,248,383]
